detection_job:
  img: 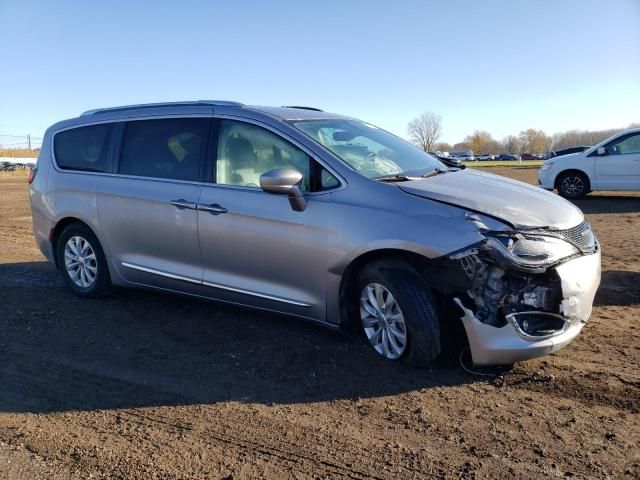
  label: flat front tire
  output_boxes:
[356,260,441,366]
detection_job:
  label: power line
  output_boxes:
[0,134,43,140]
[0,133,29,138]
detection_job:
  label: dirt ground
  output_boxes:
[0,167,638,479]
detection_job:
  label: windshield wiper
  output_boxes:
[376,168,451,182]
[421,167,449,179]
[375,174,413,182]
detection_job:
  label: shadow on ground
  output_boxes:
[0,262,475,414]
[571,195,640,214]
[595,270,640,307]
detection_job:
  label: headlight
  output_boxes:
[541,161,554,171]
[511,235,579,263]
[484,233,579,272]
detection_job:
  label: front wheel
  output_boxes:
[557,171,589,199]
[357,260,441,366]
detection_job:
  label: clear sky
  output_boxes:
[1,0,638,145]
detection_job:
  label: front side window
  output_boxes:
[216,120,338,192]
[605,133,640,156]
[119,118,208,181]
[54,124,112,172]
[291,119,444,179]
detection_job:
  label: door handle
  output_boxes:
[170,199,197,210]
[197,203,228,215]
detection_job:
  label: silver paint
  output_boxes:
[454,249,601,365]
[29,102,602,365]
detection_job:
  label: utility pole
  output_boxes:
[27,134,31,151]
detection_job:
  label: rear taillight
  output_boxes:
[28,167,37,185]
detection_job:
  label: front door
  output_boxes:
[594,131,640,190]
[197,118,340,320]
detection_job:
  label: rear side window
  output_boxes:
[54,124,112,172]
[119,118,208,181]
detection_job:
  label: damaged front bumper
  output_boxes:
[455,249,601,365]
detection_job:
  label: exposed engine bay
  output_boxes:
[457,251,562,329]
[425,218,600,358]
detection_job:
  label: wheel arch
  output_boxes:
[337,248,433,329]
[50,217,98,268]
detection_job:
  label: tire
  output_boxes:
[356,260,441,367]
[557,171,589,199]
[56,223,112,298]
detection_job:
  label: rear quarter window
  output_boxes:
[54,124,113,172]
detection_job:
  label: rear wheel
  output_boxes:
[557,171,589,199]
[356,260,440,366]
[56,223,111,298]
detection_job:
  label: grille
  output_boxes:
[556,221,595,252]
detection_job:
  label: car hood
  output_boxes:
[398,168,584,230]
[553,152,582,160]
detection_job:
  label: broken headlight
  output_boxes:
[484,233,579,272]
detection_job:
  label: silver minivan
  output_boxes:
[29,101,601,366]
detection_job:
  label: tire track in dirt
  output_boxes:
[1,173,640,479]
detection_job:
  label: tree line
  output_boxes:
[408,111,639,154]
[0,148,40,158]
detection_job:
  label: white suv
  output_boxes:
[539,128,640,198]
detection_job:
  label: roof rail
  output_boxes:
[80,100,245,116]
[282,105,324,112]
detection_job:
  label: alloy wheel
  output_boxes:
[560,176,584,196]
[64,235,98,288]
[360,283,407,359]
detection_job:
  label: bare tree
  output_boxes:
[452,141,472,151]
[503,135,521,154]
[551,123,640,150]
[407,112,442,152]
[463,130,497,154]
[434,142,452,152]
[518,128,552,153]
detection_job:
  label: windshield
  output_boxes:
[290,119,444,179]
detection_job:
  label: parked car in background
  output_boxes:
[30,101,600,366]
[450,150,475,161]
[434,154,464,168]
[428,151,449,158]
[0,162,16,171]
[520,153,539,160]
[539,128,640,198]
[550,146,591,158]
[497,153,520,161]
[475,154,495,161]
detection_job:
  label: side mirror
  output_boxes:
[260,168,307,212]
[597,147,607,156]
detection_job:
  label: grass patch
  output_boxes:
[0,169,29,177]
[465,160,543,167]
